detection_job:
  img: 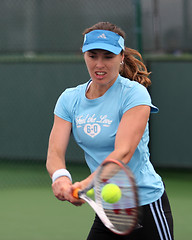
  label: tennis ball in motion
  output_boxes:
[101,183,122,204]
[86,188,94,197]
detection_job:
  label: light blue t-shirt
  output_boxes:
[54,75,164,205]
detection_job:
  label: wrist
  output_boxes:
[52,169,72,183]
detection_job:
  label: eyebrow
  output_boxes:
[88,50,114,55]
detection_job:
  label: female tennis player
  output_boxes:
[46,22,174,239]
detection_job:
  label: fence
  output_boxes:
[0,0,138,53]
[0,0,191,54]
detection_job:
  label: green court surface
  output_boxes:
[0,163,191,240]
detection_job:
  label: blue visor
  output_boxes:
[82,30,125,55]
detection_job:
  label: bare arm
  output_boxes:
[46,115,71,176]
[107,105,150,164]
[46,115,84,205]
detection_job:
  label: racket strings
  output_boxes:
[104,208,137,231]
[95,162,138,234]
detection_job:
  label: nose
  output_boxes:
[96,57,105,68]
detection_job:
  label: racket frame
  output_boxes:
[76,159,139,235]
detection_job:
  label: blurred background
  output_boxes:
[0,0,191,239]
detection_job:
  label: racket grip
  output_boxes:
[72,188,81,199]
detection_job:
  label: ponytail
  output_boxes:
[120,47,151,88]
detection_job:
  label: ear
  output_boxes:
[121,53,124,63]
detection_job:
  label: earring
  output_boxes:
[120,61,124,65]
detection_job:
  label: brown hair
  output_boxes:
[83,22,151,88]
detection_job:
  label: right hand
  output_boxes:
[52,176,85,206]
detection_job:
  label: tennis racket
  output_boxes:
[73,159,139,235]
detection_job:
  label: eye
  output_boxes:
[104,53,115,59]
[89,55,95,59]
[86,51,97,59]
[87,52,96,59]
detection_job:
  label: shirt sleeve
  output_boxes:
[54,90,72,122]
[121,83,159,114]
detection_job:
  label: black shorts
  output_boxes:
[87,191,174,240]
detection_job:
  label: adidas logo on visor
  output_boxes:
[97,33,107,39]
[82,30,125,54]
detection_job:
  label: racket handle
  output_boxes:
[72,188,81,199]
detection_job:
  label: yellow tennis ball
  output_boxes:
[101,183,121,204]
[86,188,94,197]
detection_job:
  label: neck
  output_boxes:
[86,75,119,99]
[86,83,106,99]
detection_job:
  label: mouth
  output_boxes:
[95,71,107,79]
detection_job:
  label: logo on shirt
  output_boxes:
[76,114,112,138]
[84,123,101,137]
